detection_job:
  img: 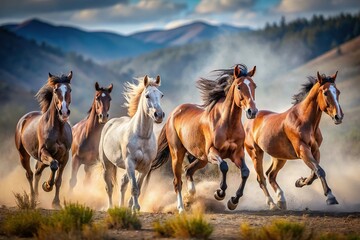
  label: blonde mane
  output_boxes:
[123,77,160,117]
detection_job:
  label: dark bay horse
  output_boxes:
[69,82,113,192]
[244,72,343,210]
[15,72,73,208]
[150,64,258,212]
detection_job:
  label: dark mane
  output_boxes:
[292,74,335,105]
[197,64,248,111]
[35,74,71,113]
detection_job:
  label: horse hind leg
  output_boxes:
[69,155,81,193]
[103,159,117,209]
[246,143,277,210]
[266,158,287,210]
[119,173,129,207]
[184,157,207,196]
[169,145,186,213]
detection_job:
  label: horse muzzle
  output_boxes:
[98,113,109,124]
[154,111,165,124]
[246,108,258,119]
[333,114,343,125]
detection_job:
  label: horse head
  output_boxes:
[233,65,258,119]
[50,71,72,122]
[94,82,113,124]
[143,75,164,124]
[317,71,343,125]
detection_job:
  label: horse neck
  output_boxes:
[44,97,63,129]
[85,102,101,136]
[297,84,323,129]
[131,94,153,138]
[218,84,242,125]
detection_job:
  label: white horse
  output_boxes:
[99,75,164,212]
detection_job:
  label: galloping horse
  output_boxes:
[244,72,343,210]
[150,64,258,212]
[15,72,73,208]
[99,75,164,212]
[69,82,113,192]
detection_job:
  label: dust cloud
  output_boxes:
[0,35,359,213]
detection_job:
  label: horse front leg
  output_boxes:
[126,159,140,212]
[227,150,250,210]
[52,160,67,209]
[299,143,338,205]
[119,173,129,207]
[208,147,228,201]
[39,147,58,192]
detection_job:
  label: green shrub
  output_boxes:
[153,212,213,239]
[240,219,313,240]
[317,232,360,240]
[106,207,142,230]
[49,201,94,231]
[1,210,45,237]
[13,191,38,210]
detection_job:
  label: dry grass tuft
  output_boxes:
[1,210,44,237]
[13,191,38,210]
[153,211,213,239]
[106,207,142,230]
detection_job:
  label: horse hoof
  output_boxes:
[42,182,53,192]
[52,202,62,210]
[227,197,238,210]
[327,197,339,205]
[295,178,305,188]
[214,189,225,201]
[277,201,287,210]
[269,203,279,211]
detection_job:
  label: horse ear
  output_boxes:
[317,71,323,85]
[155,75,161,85]
[248,66,256,77]
[331,71,338,82]
[234,65,240,78]
[67,71,73,81]
[95,82,100,91]
[107,83,113,93]
[144,75,149,86]
[48,72,53,78]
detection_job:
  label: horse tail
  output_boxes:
[151,125,170,170]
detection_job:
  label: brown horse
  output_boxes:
[69,82,113,192]
[244,72,343,210]
[150,64,258,212]
[15,72,73,208]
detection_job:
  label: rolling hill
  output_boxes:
[130,21,250,46]
[3,19,162,62]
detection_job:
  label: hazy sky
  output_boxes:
[0,0,359,34]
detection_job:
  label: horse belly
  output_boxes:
[258,136,297,160]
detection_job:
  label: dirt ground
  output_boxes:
[1,205,359,240]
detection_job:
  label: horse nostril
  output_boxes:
[334,115,341,121]
[162,112,165,118]
[99,114,103,119]
[154,112,158,118]
[247,109,252,116]
[59,109,62,115]
[106,113,109,118]
[67,109,71,115]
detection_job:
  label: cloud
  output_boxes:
[277,0,360,13]
[195,0,256,14]
[0,0,126,18]
[72,0,187,23]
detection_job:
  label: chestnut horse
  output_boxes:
[15,72,73,208]
[244,72,343,210]
[99,75,164,212]
[69,82,113,192]
[150,64,258,213]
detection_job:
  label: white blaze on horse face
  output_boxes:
[329,85,341,114]
[101,93,106,97]
[59,85,68,115]
[244,79,254,101]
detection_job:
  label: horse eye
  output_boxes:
[237,85,241,90]
[161,94,164,98]
[145,94,150,99]
[323,91,328,96]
